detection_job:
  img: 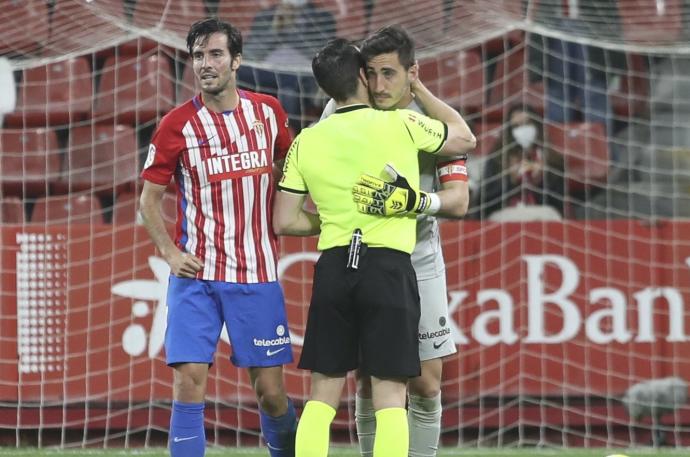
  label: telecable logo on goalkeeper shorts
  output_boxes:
[419,328,451,340]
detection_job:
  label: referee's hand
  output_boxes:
[352,164,431,216]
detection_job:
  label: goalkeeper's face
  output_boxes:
[366,52,415,110]
[192,33,239,96]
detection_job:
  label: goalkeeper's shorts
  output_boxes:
[164,276,293,368]
[298,246,421,378]
[418,274,457,361]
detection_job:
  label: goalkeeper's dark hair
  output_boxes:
[312,38,366,103]
[361,25,415,69]
[187,18,242,58]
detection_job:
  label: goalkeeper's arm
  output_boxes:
[411,78,476,155]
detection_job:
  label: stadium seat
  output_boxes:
[111,191,139,225]
[452,3,524,54]
[0,196,26,224]
[0,128,61,198]
[5,57,92,127]
[217,0,279,37]
[618,0,683,44]
[132,0,207,35]
[113,189,177,225]
[56,125,139,197]
[369,0,446,47]
[0,0,48,56]
[610,53,650,119]
[488,204,563,222]
[546,122,609,193]
[486,45,545,121]
[94,52,175,124]
[177,63,199,104]
[311,0,367,40]
[30,193,105,225]
[49,0,127,56]
[418,49,484,113]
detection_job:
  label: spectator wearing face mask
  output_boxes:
[479,105,565,219]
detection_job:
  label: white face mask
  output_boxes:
[511,124,537,149]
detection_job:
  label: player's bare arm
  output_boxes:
[411,78,476,154]
[139,180,203,278]
[272,158,285,184]
[273,190,321,236]
[435,179,470,219]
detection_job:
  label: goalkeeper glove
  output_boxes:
[352,164,436,216]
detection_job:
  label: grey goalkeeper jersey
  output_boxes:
[320,98,447,280]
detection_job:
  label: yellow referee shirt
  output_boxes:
[278,104,447,253]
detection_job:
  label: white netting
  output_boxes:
[1,0,690,451]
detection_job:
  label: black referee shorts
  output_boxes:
[298,245,421,379]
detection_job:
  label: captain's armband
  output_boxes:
[437,156,468,183]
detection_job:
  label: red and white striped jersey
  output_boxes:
[141,90,292,283]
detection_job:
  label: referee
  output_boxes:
[272,39,475,457]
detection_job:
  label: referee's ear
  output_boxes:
[359,68,368,89]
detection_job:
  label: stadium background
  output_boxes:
[1,0,690,453]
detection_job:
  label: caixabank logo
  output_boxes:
[111,253,690,360]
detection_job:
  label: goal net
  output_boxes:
[1,0,690,451]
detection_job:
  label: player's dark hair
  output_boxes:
[312,38,366,102]
[361,25,415,69]
[187,18,242,57]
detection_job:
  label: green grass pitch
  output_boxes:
[0,448,687,457]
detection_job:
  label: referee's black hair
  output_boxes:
[361,25,415,69]
[312,38,366,103]
[187,17,242,57]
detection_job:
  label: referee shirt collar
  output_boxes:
[334,104,369,114]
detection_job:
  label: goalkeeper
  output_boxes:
[321,25,474,457]
[273,38,475,457]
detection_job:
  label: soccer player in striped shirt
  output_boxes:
[140,18,296,457]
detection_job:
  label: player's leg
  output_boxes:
[218,281,295,457]
[165,277,225,457]
[170,363,210,457]
[354,371,375,457]
[295,372,347,457]
[407,359,443,457]
[408,275,456,457]
[249,365,297,457]
[371,376,409,457]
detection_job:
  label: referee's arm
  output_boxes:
[273,188,321,236]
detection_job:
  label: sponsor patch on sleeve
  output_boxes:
[143,144,156,170]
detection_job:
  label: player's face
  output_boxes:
[366,52,415,110]
[192,32,240,96]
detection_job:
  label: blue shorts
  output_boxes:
[164,276,293,368]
